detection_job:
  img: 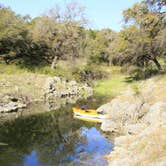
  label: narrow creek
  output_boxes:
[0,96,113,166]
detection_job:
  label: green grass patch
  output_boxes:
[0,63,73,79]
[0,63,29,75]
[93,74,136,98]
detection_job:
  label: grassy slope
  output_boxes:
[2,63,163,101]
[0,63,92,101]
[0,63,70,77]
[0,64,54,101]
[94,75,127,97]
[0,59,88,81]
[93,73,139,99]
[93,60,166,99]
[0,64,134,98]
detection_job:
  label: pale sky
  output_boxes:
[0,0,141,31]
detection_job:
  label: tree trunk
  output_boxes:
[51,56,58,69]
[152,58,161,70]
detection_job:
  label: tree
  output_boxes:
[44,1,87,69]
[108,26,140,66]
[0,2,87,68]
[146,0,166,12]
[0,7,29,64]
[29,16,86,69]
[122,0,166,70]
[85,29,116,65]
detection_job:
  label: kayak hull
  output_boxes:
[72,107,108,123]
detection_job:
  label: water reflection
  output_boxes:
[70,127,112,166]
[0,96,113,166]
[24,151,41,166]
[22,127,112,166]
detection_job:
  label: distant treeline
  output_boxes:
[0,0,165,74]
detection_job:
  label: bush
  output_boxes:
[88,51,109,66]
[121,63,162,80]
[72,65,107,82]
[129,67,159,80]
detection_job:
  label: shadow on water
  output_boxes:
[0,95,113,166]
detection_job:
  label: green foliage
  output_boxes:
[0,7,27,40]
[0,0,165,80]
[85,29,116,65]
[121,61,164,80]
[128,66,160,80]
[0,7,29,64]
[146,0,166,12]
[0,3,87,68]
[88,51,109,65]
[72,65,107,82]
[121,0,165,70]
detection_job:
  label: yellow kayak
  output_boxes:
[72,107,108,123]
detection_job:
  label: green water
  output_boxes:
[0,96,113,166]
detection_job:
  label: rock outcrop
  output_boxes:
[0,94,27,114]
[99,77,166,165]
[43,76,93,110]
[0,74,93,116]
[44,76,92,101]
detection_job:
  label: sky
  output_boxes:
[0,0,140,31]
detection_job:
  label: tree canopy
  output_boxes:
[0,0,165,78]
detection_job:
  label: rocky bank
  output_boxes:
[97,76,166,165]
[0,73,92,116]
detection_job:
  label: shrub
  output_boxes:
[130,67,159,80]
[72,65,107,82]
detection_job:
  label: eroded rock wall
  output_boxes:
[0,74,93,115]
[98,77,166,165]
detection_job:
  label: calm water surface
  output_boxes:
[0,96,113,166]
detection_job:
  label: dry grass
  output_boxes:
[107,123,166,165]
[0,72,47,101]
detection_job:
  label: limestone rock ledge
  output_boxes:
[43,76,93,100]
[98,77,166,165]
[0,75,93,115]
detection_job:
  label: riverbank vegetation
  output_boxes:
[0,0,165,113]
[0,0,165,84]
[0,0,165,165]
